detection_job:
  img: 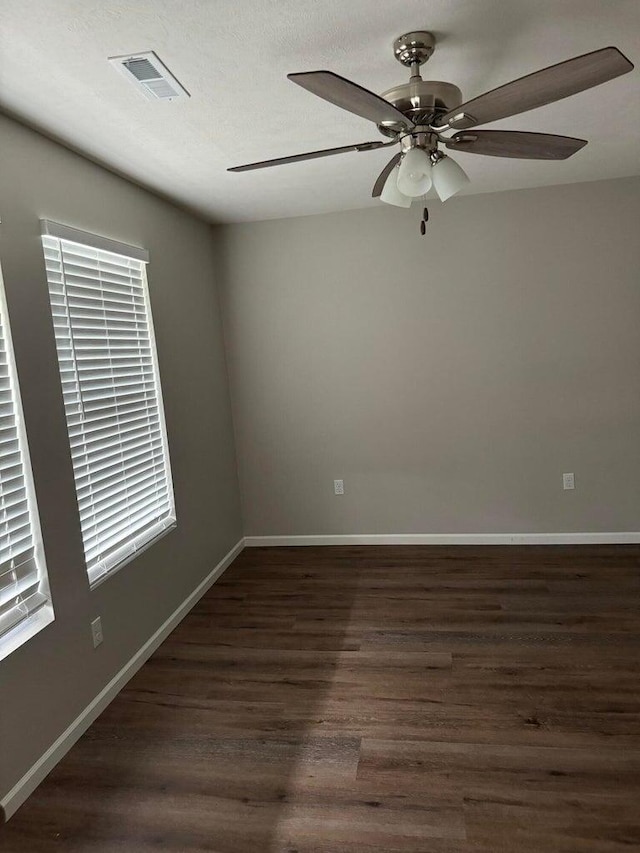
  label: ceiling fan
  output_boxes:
[228,31,633,212]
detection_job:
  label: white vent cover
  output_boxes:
[109,51,190,101]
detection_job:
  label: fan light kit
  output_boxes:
[229,31,633,234]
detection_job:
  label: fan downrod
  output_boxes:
[393,31,436,68]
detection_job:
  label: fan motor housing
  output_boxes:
[377,80,463,136]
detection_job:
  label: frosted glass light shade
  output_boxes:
[380,167,411,207]
[397,148,432,197]
[432,155,470,201]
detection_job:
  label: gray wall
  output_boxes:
[218,177,640,536]
[0,113,242,800]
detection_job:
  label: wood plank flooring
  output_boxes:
[2,545,640,852]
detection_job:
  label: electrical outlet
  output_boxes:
[334,479,344,495]
[563,473,575,490]
[91,616,103,648]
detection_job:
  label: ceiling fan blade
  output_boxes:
[371,152,401,197]
[435,47,633,129]
[228,140,390,172]
[288,70,414,128]
[445,130,587,160]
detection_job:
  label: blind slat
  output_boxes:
[77,460,166,507]
[79,473,169,523]
[75,450,166,495]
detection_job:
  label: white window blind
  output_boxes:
[0,269,51,649]
[41,224,175,586]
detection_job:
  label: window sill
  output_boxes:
[0,604,55,663]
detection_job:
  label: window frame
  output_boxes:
[41,221,176,588]
[0,257,53,661]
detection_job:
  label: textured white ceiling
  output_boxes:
[1,0,639,222]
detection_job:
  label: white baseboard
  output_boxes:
[245,532,640,547]
[1,537,245,823]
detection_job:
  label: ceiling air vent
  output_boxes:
[109,51,190,101]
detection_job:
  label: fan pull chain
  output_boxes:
[420,205,429,236]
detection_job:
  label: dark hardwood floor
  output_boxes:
[2,545,640,852]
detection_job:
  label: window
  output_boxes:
[41,221,175,586]
[0,261,52,658]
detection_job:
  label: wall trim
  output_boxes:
[244,532,640,547]
[1,537,245,823]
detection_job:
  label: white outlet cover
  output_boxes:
[91,616,103,647]
[563,473,575,490]
[334,479,344,495]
